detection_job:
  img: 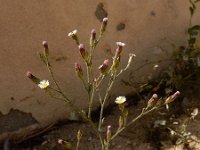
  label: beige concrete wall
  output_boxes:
[0,0,199,140]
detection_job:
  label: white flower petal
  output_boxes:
[115,96,126,104]
[38,80,49,89]
[68,29,77,37]
[116,42,125,47]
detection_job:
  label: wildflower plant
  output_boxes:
[172,0,200,90]
[166,108,199,149]
[27,17,180,150]
[137,0,200,103]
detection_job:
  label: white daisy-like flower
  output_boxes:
[115,96,126,104]
[38,80,49,89]
[68,29,77,37]
[116,42,125,47]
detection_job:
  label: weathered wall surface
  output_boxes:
[0,0,199,141]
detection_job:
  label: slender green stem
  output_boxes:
[87,50,94,118]
[48,92,66,101]
[96,75,106,88]
[48,86,61,94]
[97,88,103,104]
[111,107,157,140]
[76,141,80,150]
[45,56,65,100]
[44,54,104,146]
[98,77,115,131]
[86,63,91,84]
[87,32,103,119]
[81,78,88,92]
[85,43,93,117]
[97,34,103,45]
[85,62,92,118]
[88,82,95,118]
[88,76,105,113]
[68,98,104,147]
[49,70,104,148]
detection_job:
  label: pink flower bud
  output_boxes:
[78,44,88,60]
[98,59,109,74]
[90,29,97,47]
[115,42,125,57]
[165,91,180,104]
[171,91,180,100]
[78,44,85,52]
[103,59,109,65]
[42,41,49,55]
[26,71,40,84]
[42,41,48,50]
[147,94,158,108]
[100,17,108,34]
[57,139,72,149]
[57,139,65,145]
[103,17,108,25]
[91,29,96,41]
[26,71,34,79]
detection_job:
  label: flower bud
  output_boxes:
[57,139,72,149]
[100,17,108,34]
[68,29,79,45]
[75,63,83,79]
[42,41,49,55]
[58,139,65,145]
[128,53,136,65]
[115,42,125,57]
[26,71,40,84]
[165,91,180,104]
[98,59,109,74]
[106,125,111,142]
[147,94,158,108]
[78,44,88,61]
[124,53,136,70]
[90,29,97,47]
